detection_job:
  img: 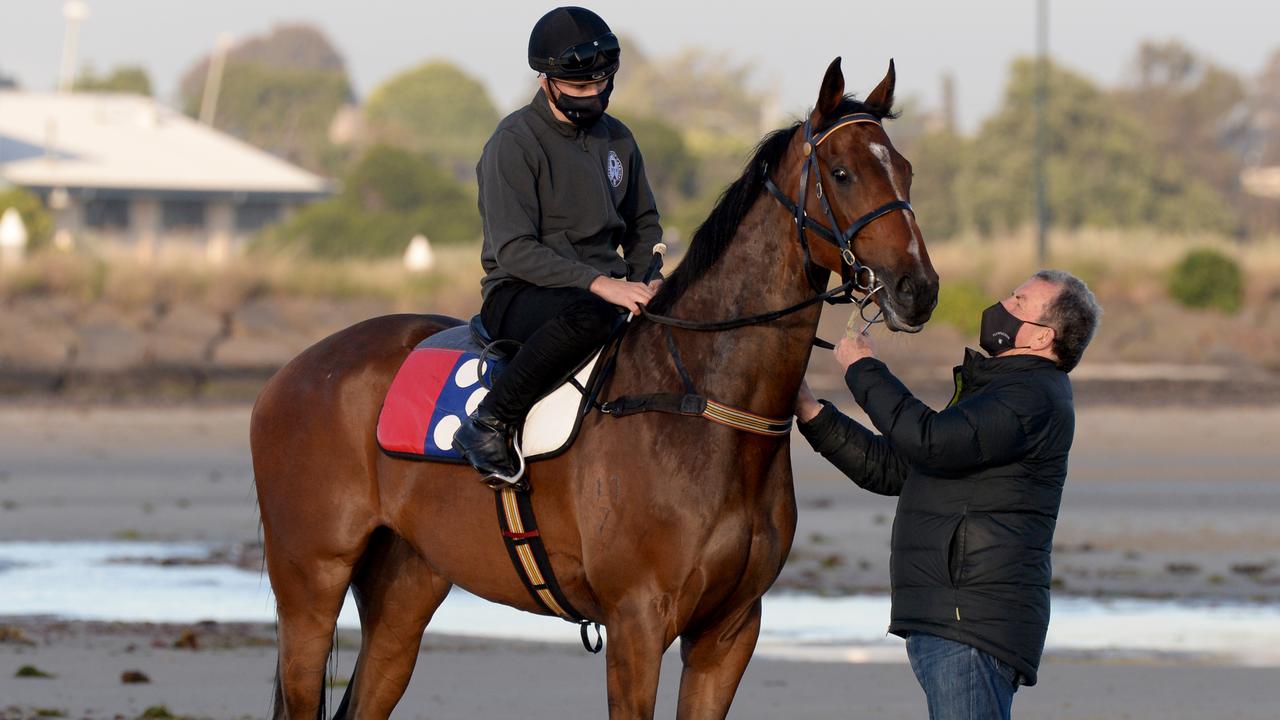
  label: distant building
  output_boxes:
[1231,84,1280,200]
[0,91,332,261]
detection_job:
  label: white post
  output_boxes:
[206,200,234,265]
[0,208,29,268]
[45,186,80,252]
[403,234,435,272]
[131,197,161,264]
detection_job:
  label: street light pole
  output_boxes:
[1034,0,1050,265]
[199,34,233,126]
[58,1,90,93]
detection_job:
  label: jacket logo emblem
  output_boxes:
[607,150,623,188]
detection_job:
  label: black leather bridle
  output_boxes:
[641,111,914,346]
[763,111,913,303]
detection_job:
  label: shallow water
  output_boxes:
[3,541,1279,666]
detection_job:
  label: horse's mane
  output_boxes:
[646,96,892,314]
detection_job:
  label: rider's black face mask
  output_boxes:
[549,77,614,129]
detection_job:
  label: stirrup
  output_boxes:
[483,435,528,492]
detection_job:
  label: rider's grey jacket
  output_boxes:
[798,349,1075,686]
[477,89,663,302]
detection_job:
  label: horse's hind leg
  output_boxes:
[674,598,763,720]
[267,537,364,719]
[334,529,452,719]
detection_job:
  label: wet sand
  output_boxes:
[2,620,1278,720]
[0,402,1278,718]
[1,403,1277,600]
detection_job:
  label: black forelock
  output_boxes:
[822,94,898,128]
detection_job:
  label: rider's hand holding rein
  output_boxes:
[590,275,662,315]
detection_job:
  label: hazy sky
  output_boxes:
[2,1,1276,132]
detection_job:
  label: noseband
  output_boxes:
[763,112,914,305]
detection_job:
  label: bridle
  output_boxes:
[640,111,915,346]
[599,112,916,440]
[765,112,913,303]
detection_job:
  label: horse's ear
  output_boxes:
[865,59,896,115]
[815,57,845,119]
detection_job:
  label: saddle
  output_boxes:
[376,316,606,464]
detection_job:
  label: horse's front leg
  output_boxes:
[674,597,763,719]
[603,596,677,719]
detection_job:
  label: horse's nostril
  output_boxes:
[896,275,916,298]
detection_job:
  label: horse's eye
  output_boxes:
[832,167,851,184]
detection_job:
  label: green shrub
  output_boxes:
[1167,247,1243,313]
[257,145,479,258]
[930,280,990,336]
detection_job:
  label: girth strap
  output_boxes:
[600,393,793,437]
[495,487,603,653]
[603,324,794,437]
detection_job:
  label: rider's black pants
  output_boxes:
[479,280,619,426]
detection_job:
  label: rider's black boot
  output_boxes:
[452,405,520,485]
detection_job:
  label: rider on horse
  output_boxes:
[452,6,665,485]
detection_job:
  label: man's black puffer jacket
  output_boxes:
[798,349,1074,685]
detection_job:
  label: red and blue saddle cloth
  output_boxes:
[376,324,506,462]
[377,320,604,463]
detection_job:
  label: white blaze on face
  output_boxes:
[868,141,924,263]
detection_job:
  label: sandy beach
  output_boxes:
[0,401,1278,718]
[2,620,1278,720]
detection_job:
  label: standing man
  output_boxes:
[796,271,1101,719]
[453,7,664,485]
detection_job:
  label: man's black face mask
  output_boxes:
[980,301,1051,356]
[549,77,614,129]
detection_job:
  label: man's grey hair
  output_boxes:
[1033,269,1102,373]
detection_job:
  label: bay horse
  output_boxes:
[251,58,938,719]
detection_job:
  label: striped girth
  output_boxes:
[496,487,578,621]
[701,398,794,436]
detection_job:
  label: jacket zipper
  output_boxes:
[955,502,970,622]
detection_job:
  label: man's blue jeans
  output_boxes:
[906,633,1020,720]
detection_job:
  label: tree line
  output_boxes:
[44,27,1280,256]
[896,40,1280,241]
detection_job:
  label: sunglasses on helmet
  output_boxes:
[547,33,620,74]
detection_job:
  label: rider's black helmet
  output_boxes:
[528,7,620,81]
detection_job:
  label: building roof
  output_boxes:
[0,91,332,196]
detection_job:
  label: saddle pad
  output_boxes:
[377,325,599,463]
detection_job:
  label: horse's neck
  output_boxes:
[660,195,825,420]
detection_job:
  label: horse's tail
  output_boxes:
[332,671,355,718]
[268,657,285,719]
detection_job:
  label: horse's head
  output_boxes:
[793,58,940,332]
